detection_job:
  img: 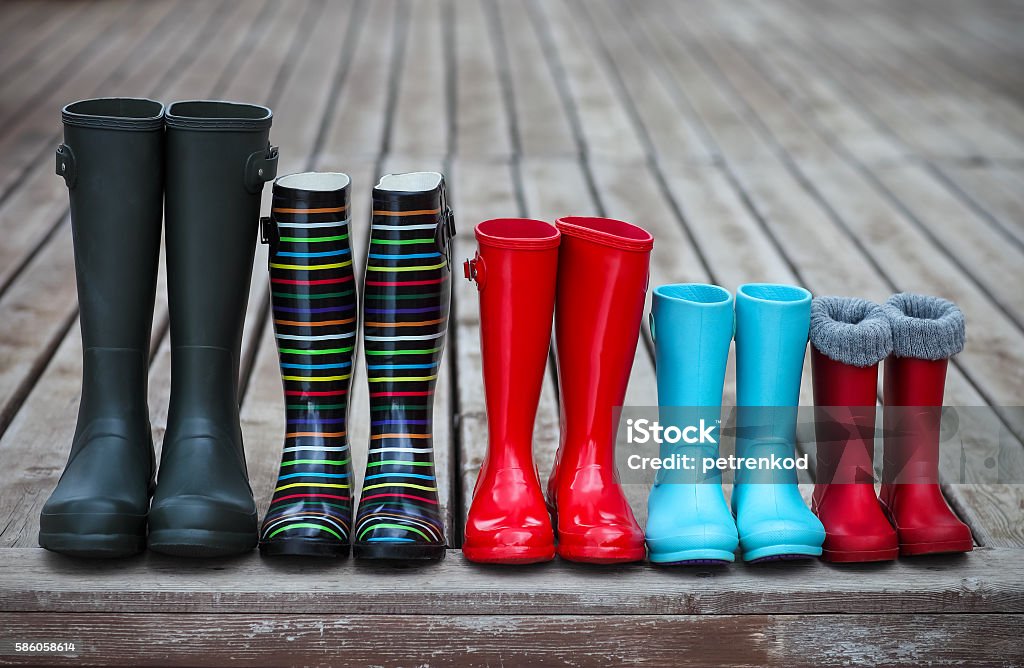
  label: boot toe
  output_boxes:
[739,518,826,562]
[39,496,148,557]
[148,494,257,557]
[556,525,646,563]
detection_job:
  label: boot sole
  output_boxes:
[462,544,555,564]
[648,547,735,565]
[260,539,350,558]
[899,539,973,557]
[38,531,145,559]
[556,544,646,564]
[148,529,257,558]
[353,542,446,561]
[822,547,899,563]
[743,544,822,563]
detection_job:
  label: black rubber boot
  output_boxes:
[148,101,278,557]
[258,172,356,558]
[40,98,165,558]
[353,172,454,561]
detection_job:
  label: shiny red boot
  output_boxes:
[463,219,559,564]
[880,293,973,556]
[810,297,898,563]
[548,216,652,564]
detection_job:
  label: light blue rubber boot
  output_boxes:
[733,283,825,562]
[646,284,739,564]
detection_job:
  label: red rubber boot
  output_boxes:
[463,219,559,564]
[880,293,973,557]
[548,216,652,564]
[809,297,898,563]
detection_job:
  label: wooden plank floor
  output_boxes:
[0,0,1022,665]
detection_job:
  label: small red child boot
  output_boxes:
[880,293,973,556]
[548,216,652,564]
[810,297,898,563]
[463,219,559,564]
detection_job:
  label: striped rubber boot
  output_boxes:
[353,172,454,561]
[259,173,356,557]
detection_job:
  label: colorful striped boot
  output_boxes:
[259,173,356,557]
[353,172,454,561]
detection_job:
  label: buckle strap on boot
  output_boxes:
[464,251,486,288]
[56,144,77,189]
[244,144,279,194]
[435,180,456,270]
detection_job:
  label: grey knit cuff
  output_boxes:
[810,297,892,367]
[882,292,965,360]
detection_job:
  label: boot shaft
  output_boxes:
[261,173,357,548]
[734,283,811,486]
[879,293,966,485]
[650,283,733,484]
[553,216,653,469]
[164,101,277,352]
[60,98,165,353]
[807,296,892,499]
[355,172,454,552]
[467,218,559,469]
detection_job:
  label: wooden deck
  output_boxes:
[0,0,1022,665]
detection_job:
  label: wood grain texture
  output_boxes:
[0,547,1020,615]
[0,612,1021,667]
[0,3,1021,664]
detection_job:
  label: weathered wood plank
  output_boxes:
[0,546,1020,615]
[388,0,449,160]
[934,164,1024,248]
[319,0,397,163]
[493,0,576,157]
[451,0,512,158]
[1,612,1022,667]
[531,0,646,162]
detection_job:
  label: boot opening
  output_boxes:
[738,283,810,304]
[655,283,730,305]
[809,297,892,368]
[62,98,164,130]
[276,172,350,192]
[166,100,272,130]
[376,172,443,192]
[882,293,965,360]
[555,216,653,252]
[476,218,560,249]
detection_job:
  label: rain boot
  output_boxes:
[353,172,454,561]
[733,283,825,562]
[258,173,355,557]
[548,216,651,564]
[880,293,973,556]
[809,297,898,563]
[463,218,559,564]
[148,101,278,557]
[646,284,739,565]
[39,98,165,558]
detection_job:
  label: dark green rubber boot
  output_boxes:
[148,101,278,557]
[39,98,165,558]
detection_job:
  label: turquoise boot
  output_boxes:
[646,284,739,564]
[733,283,825,562]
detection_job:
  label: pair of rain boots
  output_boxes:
[257,171,454,560]
[40,98,278,557]
[462,216,653,564]
[646,283,826,565]
[810,293,973,562]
